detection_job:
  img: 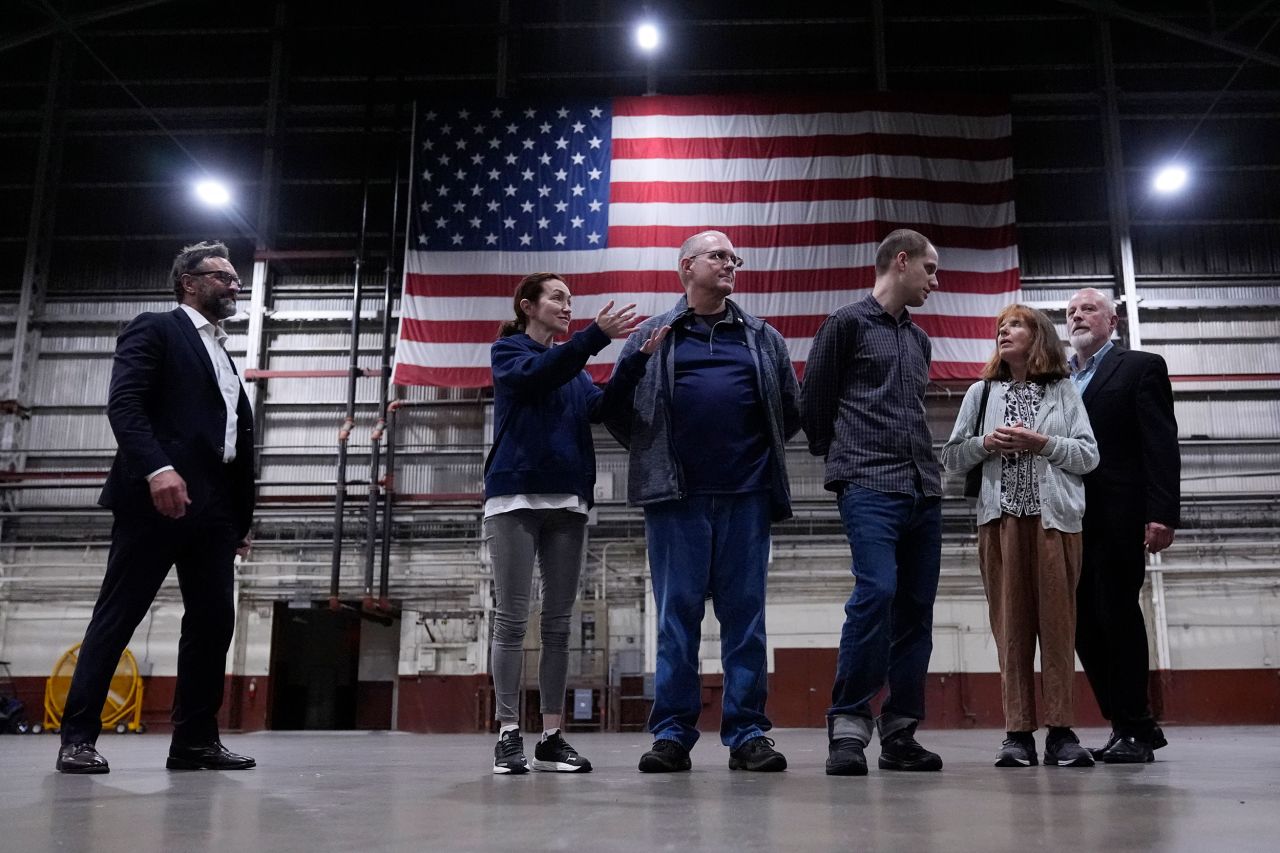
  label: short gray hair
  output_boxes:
[171,240,230,301]
[1070,287,1117,317]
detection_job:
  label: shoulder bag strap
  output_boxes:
[972,381,991,438]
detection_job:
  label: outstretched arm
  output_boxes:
[591,324,669,423]
[491,325,611,396]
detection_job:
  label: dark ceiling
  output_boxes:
[2,0,1278,288]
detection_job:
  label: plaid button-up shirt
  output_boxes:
[800,294,941,496]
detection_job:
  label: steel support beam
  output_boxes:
[495,0,510,98]
[1220,0,1280,37]
[1096,17,1143,348]
[871,0,889,90]
[0,0,177,55]
[245,2,289,419]
[1058,0,1280,69]
[4,38,68,470]
[2,36,71,536]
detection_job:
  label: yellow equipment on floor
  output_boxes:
[43,644,147,734]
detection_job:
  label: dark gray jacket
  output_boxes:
[604,295,801,521]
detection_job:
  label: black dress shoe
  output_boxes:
[1088,730,1120,760]
[57,742,110,774]
[166,741,256,771]
[1102,735,1154,764]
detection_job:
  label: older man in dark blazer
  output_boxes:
[1067,287,1180,764]
[56,241,256,774]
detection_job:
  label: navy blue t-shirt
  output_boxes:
[671,311,771,494]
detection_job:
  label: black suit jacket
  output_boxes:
[1079,344,1180,527]
[99,307,256,538]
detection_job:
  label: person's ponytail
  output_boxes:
[498,272,563,338]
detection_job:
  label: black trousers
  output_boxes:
[1075,507,1156,736]
[60,498,239,747]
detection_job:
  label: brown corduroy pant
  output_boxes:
[977,514,1082,732]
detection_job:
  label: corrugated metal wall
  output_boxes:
[1,1,1278,686]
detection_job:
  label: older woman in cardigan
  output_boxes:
[942,304,1099,768]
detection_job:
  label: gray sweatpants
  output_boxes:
[484,508,587,724]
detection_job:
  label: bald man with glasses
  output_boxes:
[606,230,800,774]
[57,240,257,774]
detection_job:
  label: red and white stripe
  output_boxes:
[394,94,1020,388]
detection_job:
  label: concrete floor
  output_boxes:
[1,727,1277,852]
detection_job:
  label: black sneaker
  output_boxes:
[728,736,787,772]
[492,729,529,775]
[825,738,868,776]
[532,732,592,773]
[638,738,692,773]
[1044,728,1094,767]
[995,733,1038,768]
[878,724,943,772]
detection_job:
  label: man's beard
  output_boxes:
[1069,328,1100,351]
[198,287,237,320]
[203,293,236,320]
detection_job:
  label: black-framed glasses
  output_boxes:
[188,269,242,287]
[686,249,745,269]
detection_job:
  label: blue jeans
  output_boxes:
[644,491,772,751]
[828,484,942,733]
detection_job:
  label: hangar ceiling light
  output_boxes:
[194,178,232,207]
[636,22,660,52]
[1152,165,1189,194]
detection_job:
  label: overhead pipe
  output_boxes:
[378,400,401,609]
[328,83,376,612]
[365,410,387,611]
[364,95,408,617]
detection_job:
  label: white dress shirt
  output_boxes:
[146,305,243,481]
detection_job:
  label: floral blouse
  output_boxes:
[999,380,1044,517]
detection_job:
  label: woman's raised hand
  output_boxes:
[595,300,643,338]
[640,324,671,355]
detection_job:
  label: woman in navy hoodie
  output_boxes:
[486,272,667,775]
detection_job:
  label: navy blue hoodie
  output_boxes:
[485,323,650,506]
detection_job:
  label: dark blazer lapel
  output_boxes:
[172,306,220,388]
[1081,342,1127,407]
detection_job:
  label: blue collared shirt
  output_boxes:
[671,310,771,495]
[1070,339,1115,393]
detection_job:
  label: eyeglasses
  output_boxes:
[188,269,242,287]
[686,249,745,269]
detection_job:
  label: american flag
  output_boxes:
[392,94,1020,387]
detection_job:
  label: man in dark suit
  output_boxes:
[56,241,257,774]
[1067,287,1180,764]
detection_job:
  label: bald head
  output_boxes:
[676,229,737,313]
[677,230,731,269]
